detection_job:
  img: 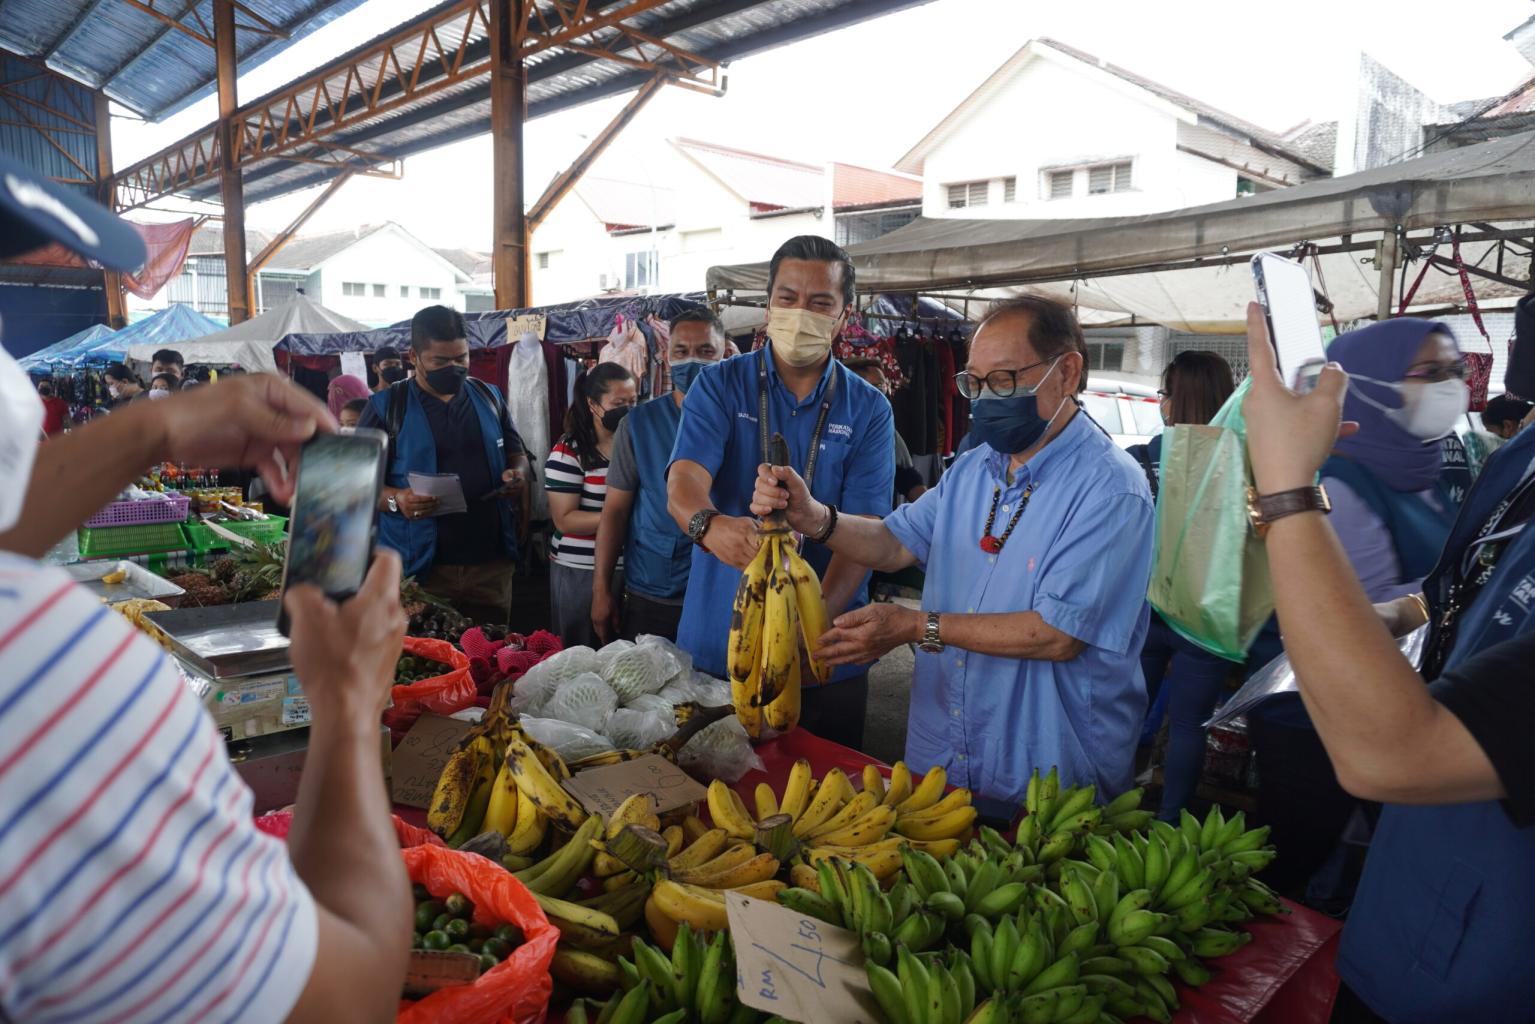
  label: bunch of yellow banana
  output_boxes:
[726,526,831,739]
[886,762,981,844]
[633,812,786,941]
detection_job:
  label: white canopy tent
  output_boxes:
[125,294,368,374]
[707,132,1535,333]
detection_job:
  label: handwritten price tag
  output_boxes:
[561,753,707,818]
[726,891,881,1024]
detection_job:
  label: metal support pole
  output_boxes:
[1376,227,1399,321]
[93,88,128,328]
[214,0,251,324]
[490,0,528,310]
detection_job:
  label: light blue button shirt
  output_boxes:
[884,410,1154,804]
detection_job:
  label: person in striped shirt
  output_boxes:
[0,152,411,1023]
[545,362,637,647]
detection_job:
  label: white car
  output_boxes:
[1080,378,1165,449]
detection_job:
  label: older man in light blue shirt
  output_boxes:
[751,295,1154,808]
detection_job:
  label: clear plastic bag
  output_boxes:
[657,673,715,707]
[599,641,669,704]
[692,673,733,708]
[636,634,693,687]
[510,645,600,715]
[519,716,617,763]
[605,706,676,750]
[678,714,765,783]
[626,693,675,716]
[543,672,619,734]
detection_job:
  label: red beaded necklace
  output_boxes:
[979,483,1034,553]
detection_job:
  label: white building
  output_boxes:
[144,222,480,326]
[895,38,1329,222]
[530,138,921,305]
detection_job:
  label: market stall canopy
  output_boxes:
[18,323,116,370]
[60,305,225,366]
[277,293,710,354]
[707,131,1535,332]
[126,294,366,374]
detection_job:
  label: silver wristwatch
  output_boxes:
[387,494,400,514]
[917,612,944,653]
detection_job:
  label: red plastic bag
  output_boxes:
[385,637,477,741]
[398,844,559,1024]
[253,811,445,849]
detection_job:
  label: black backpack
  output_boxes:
[381,377,510,467]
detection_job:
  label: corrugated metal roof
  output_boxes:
[0,0,369,121]
[0,53,101,192]
[163,0,931,205]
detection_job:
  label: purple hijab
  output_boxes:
[326,373,371,419]
[1329,318,1459,492]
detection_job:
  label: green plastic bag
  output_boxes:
[1147,379,1273,662]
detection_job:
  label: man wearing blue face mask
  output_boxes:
[592,309,730,643]
[752,295,1155,806]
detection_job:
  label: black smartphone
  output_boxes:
[276,428,388,636]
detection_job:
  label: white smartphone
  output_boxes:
[1251,252,1327,393]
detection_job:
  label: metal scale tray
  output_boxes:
[145,600,291,679]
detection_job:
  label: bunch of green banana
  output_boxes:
[902,844,1042,924]
[865,946,980,1024]
[595,927,756,1024]
[1013,771,1153,867]
[778,856,943,965]
[726,458,833,740]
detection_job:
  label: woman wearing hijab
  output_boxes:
[1250,318,1469,908]
[326,374,371,422]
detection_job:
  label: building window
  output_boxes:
[371,283,384,297]
[400,285,409,297]
[1003,177,1017,203]
[537,251,550,270]
[625,250,657,290]
[1087,162,1133,194]
[946,181,988,209]
[342,281,365,297]
[836,206,919,247]
[1047,170,1074,199]
[419,286,442,300]
[465,293,495,313]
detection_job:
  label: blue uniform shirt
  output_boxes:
[669,348,895,682]
[884,410,1154,802]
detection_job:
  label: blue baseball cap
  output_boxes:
[0,151,145,271]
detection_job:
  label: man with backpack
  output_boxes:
[359,305,530,624]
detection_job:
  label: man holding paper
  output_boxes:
[361,305,531,623]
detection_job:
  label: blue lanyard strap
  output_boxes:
[757,354,838,492]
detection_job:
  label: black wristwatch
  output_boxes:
[687,509,720,548]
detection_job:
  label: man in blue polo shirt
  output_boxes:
[668,236,894,749]
[752,295,1153,805]
[360,306,530,625]
[591,309,729,643]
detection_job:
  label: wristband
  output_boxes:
[811,503,838,545]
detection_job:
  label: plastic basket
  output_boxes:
[77,522,190,560]
[183,516,289,555]
[83,494,191,529]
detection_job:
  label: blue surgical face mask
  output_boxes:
[670,358,707,394]
[968,357,1064,455]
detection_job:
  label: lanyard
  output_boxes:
[757,353,838,491]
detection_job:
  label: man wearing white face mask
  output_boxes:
[667,236,894,749]
[751,296,1155,806]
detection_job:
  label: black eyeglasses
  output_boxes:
[1402,359,1469,383]
[954,358,1055,400]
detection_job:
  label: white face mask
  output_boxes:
[1353,374,1469,440]
[0,342,43,535]
[148,388,170,401]
[766,307,839,367]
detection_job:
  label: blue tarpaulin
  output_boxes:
[275,293,710,355]
[18,323,116,371]
[36,304,224,367]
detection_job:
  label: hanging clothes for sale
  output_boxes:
[505,331,552,521]
[599,316,648,384]
[835,317,907,390]
[645,313,672,397]
[891,327,933,456]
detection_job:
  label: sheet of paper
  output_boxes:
[727,892,881,1024]
[391,713,473,808]
[561,753,707,819]
[340,351,367,382]
[407,472,468,516]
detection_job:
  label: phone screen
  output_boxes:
[1252,252,1327,392]
[278,429,386,634]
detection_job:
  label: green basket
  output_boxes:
[77,522,190,560]
[183,515,289,556]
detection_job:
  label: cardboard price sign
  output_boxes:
[561,753,707,818]
[726,892,881,1024]
[391,713,473,808]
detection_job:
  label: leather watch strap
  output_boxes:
[1248,484,1330,536]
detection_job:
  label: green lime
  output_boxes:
[482,937,510,959]
[421,930,451,951]
[493,924,524,945]
[445,918,470,940]
[412,884,431,901]
[444,893,472,918]
[478,953,499,974]
[415,901,445,931]
[446,943,472,954]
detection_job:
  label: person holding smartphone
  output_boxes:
[0,151,410,1023]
